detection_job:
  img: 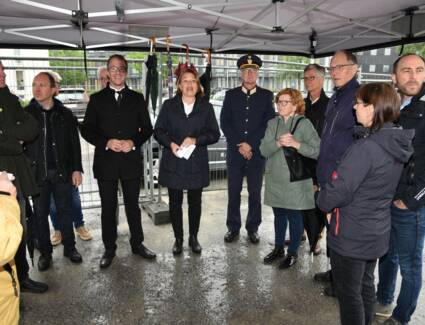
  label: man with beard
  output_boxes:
[375,53,425,325]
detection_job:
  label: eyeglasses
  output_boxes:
[277,100,292,106]
[327,64,355,72]
[108,66,127,74]
[303,76,317,81]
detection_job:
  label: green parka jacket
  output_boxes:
[260,115,320,210]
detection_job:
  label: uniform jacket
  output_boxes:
[304,89,329,137]
[317,124,414,260]
[0,195,22,325]
[81,86,153,180]
[260,115,320,210]
[154,94,220,190]
[394,83,425,211]
[316,77,359,187]
[0,86,39,196]
[220,86,275,167]
[25,98,82,185]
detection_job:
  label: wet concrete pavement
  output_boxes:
[20,190,425,325]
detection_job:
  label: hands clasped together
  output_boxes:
[107,139,135,153]
[170,137,197,157]
[275,133,301,150]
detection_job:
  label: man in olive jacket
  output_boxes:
[0,60,48,293]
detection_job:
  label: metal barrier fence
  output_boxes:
[0,52,391,209]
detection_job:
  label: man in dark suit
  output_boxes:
[81,54,155,268]
[220,54,275,244]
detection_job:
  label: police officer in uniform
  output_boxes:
[220,54,275,243]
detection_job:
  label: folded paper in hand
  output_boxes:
[176,144,196,160]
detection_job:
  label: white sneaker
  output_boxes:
[75,226,92,241]
[375,302,393,318]
[51,230,62,246]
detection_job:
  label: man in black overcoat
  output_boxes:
[81,54,155,268]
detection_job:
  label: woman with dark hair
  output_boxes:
[260,88,320,269]
[317,82,414,325]
[154,68,220,255]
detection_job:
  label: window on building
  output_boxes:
[371,49,377,56]
[369,65,376,72]
[16,71,24,91]
[384,48,391,56]
[383,65,390,73]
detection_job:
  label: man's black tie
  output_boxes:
[116,90,123,107]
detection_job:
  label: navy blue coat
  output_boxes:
[154,95,220,190]
[316,78,359,187]
[220,86,275,168]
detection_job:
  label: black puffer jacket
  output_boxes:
[317,124,414,260]
[25,98,82,185]
[154,94,220,190]
[394,83,425,211]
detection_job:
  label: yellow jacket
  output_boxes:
[0,195,22,325]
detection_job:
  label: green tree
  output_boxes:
[395,43,425,57]
[49,50,86,87]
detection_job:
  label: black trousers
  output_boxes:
[98,178,143,252]
[168,188,202,239]
[33,170,75,256]
[330,249,376,325]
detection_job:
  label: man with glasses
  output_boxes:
[220,54,275,244]
[314,50,359,297]
[304,64,329,137]
[81,54,155,268]
[303,63,329,255]
[375,53,425,325]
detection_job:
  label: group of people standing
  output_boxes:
[1,48,425,325]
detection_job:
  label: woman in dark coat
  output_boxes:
[317,83,414,325]
[154,68,220,255]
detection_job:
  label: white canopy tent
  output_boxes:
[0,0,424,56]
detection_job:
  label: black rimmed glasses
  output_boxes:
[277,100,292,107]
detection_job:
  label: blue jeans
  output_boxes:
[50,187,84,230]
[34,169,75,255]
[272,207,304,255]
[376,205,425,324]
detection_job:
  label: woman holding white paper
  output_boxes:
[154,68,220,255]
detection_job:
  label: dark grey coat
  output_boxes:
[317,124,414,260]
[154,95,220,190]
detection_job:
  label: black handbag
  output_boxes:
[275,116,316,182]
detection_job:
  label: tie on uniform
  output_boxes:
[115,90,123,107]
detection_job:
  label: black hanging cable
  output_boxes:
[399,6,418,56]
